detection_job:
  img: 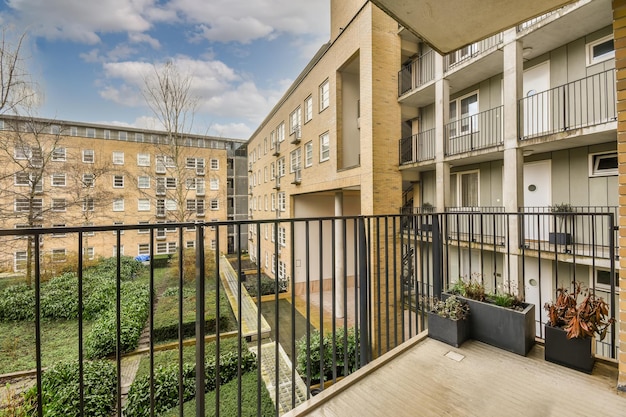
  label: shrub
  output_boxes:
[243,274,286,297]
[84,281,151,359]
[87,256,145,281]
[296,326,359,383]
[124,351,256,417]
[0,284,34,321]
[23,360,116,417]
[170,248,217,285]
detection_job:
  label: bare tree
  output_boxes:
[0,28,36,116]
[141,61,208,222]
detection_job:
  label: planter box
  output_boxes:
[544,325,594,373]
[427,311,470,348]
[443,293,535,356]
[549,232,572,245]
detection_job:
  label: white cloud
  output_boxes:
[209,122,253,139]
[129,32,161,49]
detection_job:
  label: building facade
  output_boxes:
[0,116,247,271]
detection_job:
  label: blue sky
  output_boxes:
[0,0,330,139]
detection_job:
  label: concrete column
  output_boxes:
[335,191,345,319]
[434,54,451,211]
[612,0,626,391]
[502,30,525,298]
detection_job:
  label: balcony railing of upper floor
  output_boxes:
[444,32,504,72]
[517,9,560,31]
[399,128,436,165]
[0,212,617,416]
[519,69,616,140]
[445,106,503,156]
[398,50,436,97]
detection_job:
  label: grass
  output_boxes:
[161,371,276,417]
[135,337,244,380]
[0,320,94,374]
[0,274,27,292]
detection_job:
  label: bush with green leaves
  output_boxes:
[84,281,151,359]
[243,274,286,297]
[124,351,256,417]
[23,360,116,417]
[87,256,145,281]
[0,284,35,321]
[296,326,359,383]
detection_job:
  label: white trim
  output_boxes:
[586,35,614,66]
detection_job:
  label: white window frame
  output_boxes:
[138,176,150,189]
[51,173,66,187]
[586,35,614,66]
[210,178,219,190]
[589,151,618,177]
[305,141,313,167]
[290,106,301,135]
[290,148,301,173]
[592,268,617,292]
[51,248,67,263]
[14,172,31,186]
[113,198,125,212]
[138,243,150,255]
[210,158,219,170]
[278,192,286,212]
[305,95,313,122]
[113,151,124,165]
[51,198,66,212]
[137,153,150,167]
[210,199,219,210]
[83,198,95,212]
[138,199,151,211]
[52,147,66,161]
[320,132,330,162]
[449,91,479,137]
[319,79,330,111]
[118,131,127,141]
[276,122,285,143]
[86,128,96,138]
[82,149,94,163]
[113,175,125,188]
[451,170,480,208]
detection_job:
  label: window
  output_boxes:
[210,239,216,250]
[83,149,94,163]
[137,153,150,166]
[83,173,95,187]
[86,128,95,138]
[210,199,219,210]
[135,132,144,142]
[277,157,285,177]
[320,132,330,162]
[319,79,330,111]
[51,173,66,187]
[450,170,479,207]
[279,226,286,247]
[186,241,195,249]
[264,138,268,154]
[83,247,95,260]
[290,148,301,173]
[270,131,275,149]
[112,221,124,235]
[83,198,94,212]
[210,178,219,190]
[113,151,124,165]
[594,268,617,291]
[271,193,276,211]
[15,172,30,186]
[278,261,286,280]
[587,35,614,66]
[52,147,66,161]
[52,224,66,237]
[14,251,27,271]
[138,244,150,255]
[50,125,60,135]
[589,152,618,177]
[449,92,479,136]
[138,176,150,189]
[113,175,124,188]
[305,95,313,122]
[118,131,127,140]
[104,129,111,139]
[276,122,285,143]
[305,141,313,167]
[70,126,78,136]
[138,199,150,211]
[210,158,219,170]
[15,198,43,216]
[166,199,177,211]
[113,245,125,256]
[290,106,301,135]
[51,249,67,263]
[156,242,168,254]
[52,198,66,212]
[113,198,125,211]
[138,221,150,234]
[278,192,286,212]
[165,177,177,188]
[187,199,205,216]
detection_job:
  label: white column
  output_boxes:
[434,54,450,211]
[335,191,345,318]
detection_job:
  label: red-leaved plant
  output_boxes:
[544,282,614,340]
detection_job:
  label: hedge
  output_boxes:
[23,360,116,417]
[296,326,359,383]
[124,351,257,417]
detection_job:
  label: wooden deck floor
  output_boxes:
[284,333,626,417]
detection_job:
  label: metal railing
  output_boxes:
[519,69,616,140]
[0,211,617,416]
[444,33,504,71]
[517,9,559,31]
[445,106,503,155]
[399,128,436,165]
[398,50,436,96]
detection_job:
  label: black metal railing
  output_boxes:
[0,211,617,416]
[444,33,503,71]
[398,50,436,96]
[445,106,504,155]
[399,128,436,165]
[518,69,616,140]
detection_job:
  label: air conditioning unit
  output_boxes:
[291,169,301,185]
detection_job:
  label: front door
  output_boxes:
[522,61,550,137]
[523,160,551,241]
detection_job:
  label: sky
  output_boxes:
[0,0,330,140]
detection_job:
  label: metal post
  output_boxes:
[433,215,443,297]
[358,217,369,367]
[195,225,206,417]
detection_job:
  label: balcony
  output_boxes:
[399,128,435,165]
[0,211,620,416]
[445,106,503,156]
[519,69,616,141]
[444,32,503,72]
[398,50,436,97]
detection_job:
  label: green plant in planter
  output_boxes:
[432,295,469,320]
[421,202,434,213]
[449,278,486,302]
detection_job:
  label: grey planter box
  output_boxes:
[549,232,573,245]
[443,293,535,356]
[544,325,594,373]
[427,311,470,348]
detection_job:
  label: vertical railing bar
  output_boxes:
[77,232,84,417]
[358,217,369,367]
[331,216,337,383]
[176,227,183,417]
[215,224,222,417]
[195,225,206,417]
[609,214,617,358]
[342,218,348,377]
[238,223,244,417]
[392,217,398,347]
[255,222,262,416]
[34,233,43,417]
[407,215,413,338]
[384,216,390,352]
[290,220,297,410]
[353,219,359,369]
[305,220,311,398]
[318,220,324,391]
[274,220,280,417]
[115,231,122,417]
[150,228,157,417]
